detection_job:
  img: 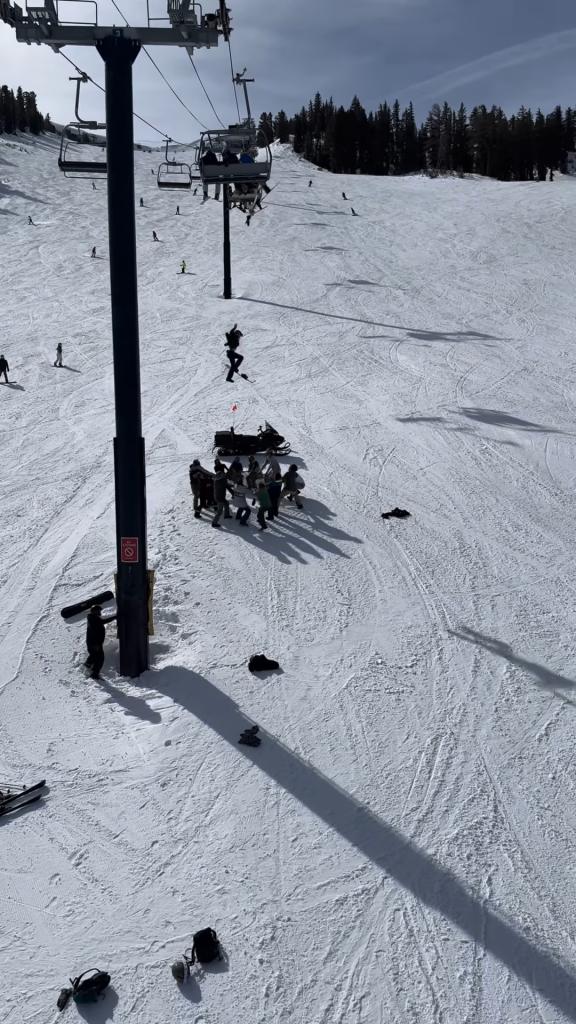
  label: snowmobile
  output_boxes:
[213,422,290,457]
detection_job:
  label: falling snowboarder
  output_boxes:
[84,604,116,680]
[0,354,9,383]
[54,343,63,367]
[91,246,97,258]
[225,324,244,382]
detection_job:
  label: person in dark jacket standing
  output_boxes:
[212,469,234,527]
[282,465,304,509]
[84,605,116,680]
[54,343,63,367]
[0,354,9,383]
[189,459,207,518]
[268,473,282,517]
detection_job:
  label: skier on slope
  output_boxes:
[180,259,187,274]
[342,192,348,200]
[54,343,63,367]
[152,230,159,242]
[28,215,34,225]
[0,354,9,383]
[139,197,144,207]
[91,246,97,258]
[225,324,244,382]
[84,605,116,680]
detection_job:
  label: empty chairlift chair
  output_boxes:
[58,74,107,178]
[157,138,194,190]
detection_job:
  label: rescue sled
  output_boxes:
[214,422,291,457]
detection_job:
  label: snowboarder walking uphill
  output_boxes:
[84,605,116,680]
[54,343,63,367]
[225,324,244,382]
[0,354,9,383]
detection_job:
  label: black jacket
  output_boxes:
[86,611,116,647]
[0,358,9,373]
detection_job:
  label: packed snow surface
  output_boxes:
[2,135,576,1024]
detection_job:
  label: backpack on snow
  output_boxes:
[191,928,222,964]
[57,969,111,1011]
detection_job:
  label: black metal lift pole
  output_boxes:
[223,184,232,299]
[97,35,149,677]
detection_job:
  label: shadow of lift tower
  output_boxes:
[0,0,232,676]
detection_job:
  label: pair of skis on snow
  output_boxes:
[0,779,47,817]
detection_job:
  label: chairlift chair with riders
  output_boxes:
[58,74,107,178]
[157,137,196,190]
[198,125,272,214]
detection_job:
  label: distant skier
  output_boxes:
[28,215,34,225]
[180,259,187,274]
[0,354,9,383]
[225,324,244,382]
[84,604,116,681]
[351,207,358,217]
[140,197,144,207]
[342,192,348,200]
[193,187,198,196]
[54,343,63,368]
[92,182,96,190]
[152,230,159,241]
[308,180,312,187]
[176,205,180,215]
[91,246,97,258]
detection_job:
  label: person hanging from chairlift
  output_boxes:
[200,147,221,202]
[225,324,244,382]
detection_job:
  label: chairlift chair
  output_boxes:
[58,75,107,178]
[157,137,194,190]
[198,128,272,192]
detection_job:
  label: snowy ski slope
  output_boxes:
[3,133,576,1024]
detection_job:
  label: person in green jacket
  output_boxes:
[253,481,272,530]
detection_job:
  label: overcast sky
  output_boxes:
[1,0,576,143]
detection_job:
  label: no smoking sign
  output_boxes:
[121,537,139,563]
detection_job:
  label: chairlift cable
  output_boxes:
[107,0,209,130]
[57,51,176,141]
[186,52,226,129]
[226,38,241,122]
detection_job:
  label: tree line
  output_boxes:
[0,85,53,135]
[258,95,576,181]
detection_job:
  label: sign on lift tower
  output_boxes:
[0,0,231,676]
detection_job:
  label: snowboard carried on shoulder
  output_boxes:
[61,590,114,620]
[0,779,47,816]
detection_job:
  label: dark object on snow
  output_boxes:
[192,928,222,964]
[249,654,280,672]
[58,969,111,1011]
[351,207,358,217]
[171,956,190,983]
[0,779,47,817]
[189,462,215,516]
[85,606,117,680]
[342,192,348,200]
[239,725,261,747]
[215,421,290,457]
[381,508,411,519]
[61,589,114,620]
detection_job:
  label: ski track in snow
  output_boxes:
[3,135,576,1023]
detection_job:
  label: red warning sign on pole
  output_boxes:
[121,537,139,563]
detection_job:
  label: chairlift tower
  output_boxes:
[0,0,231,677]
